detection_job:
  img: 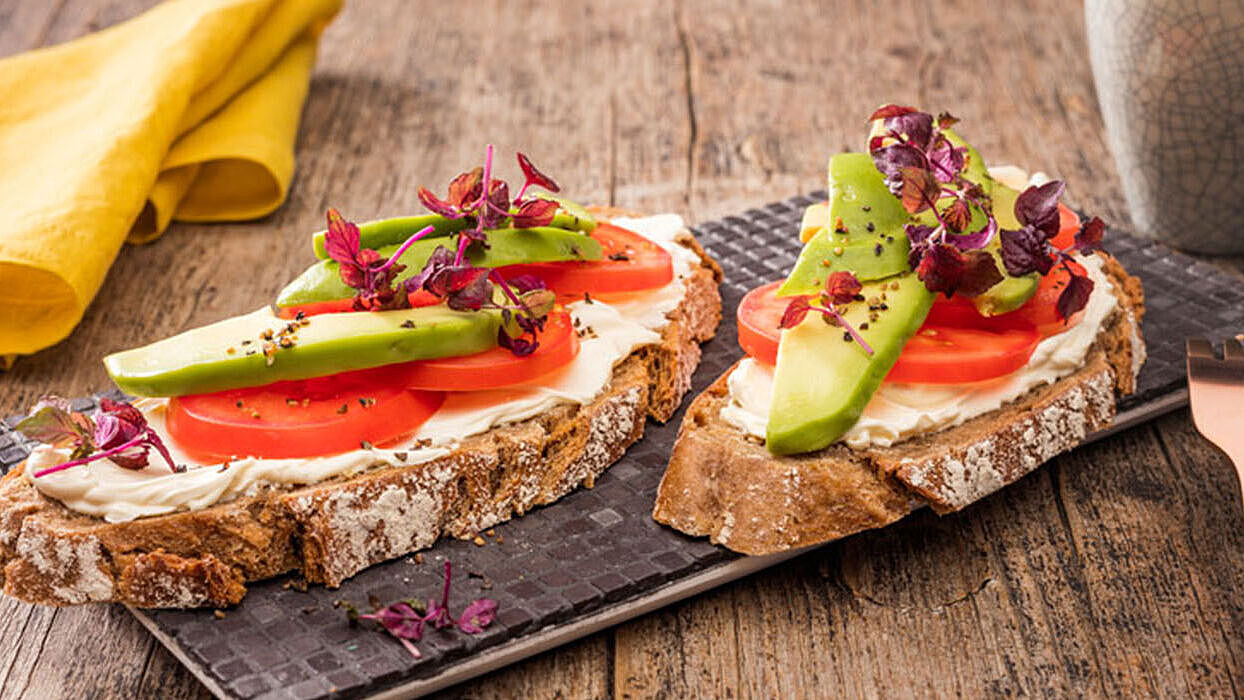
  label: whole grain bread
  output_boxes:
[653,251,1144,555]
[0,225,722,608]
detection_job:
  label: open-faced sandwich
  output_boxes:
[654,107,1145,553]
[0,148,721,607]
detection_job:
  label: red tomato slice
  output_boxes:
[736,281,785,366]
[497,223,673,299]
[929,259,1086,338]
[1008,259,1087,336]
[1051,203,1080,250]
[167,369,444,460]
[277,290,441,319]
[400,310,579,391]
[736,280,1040,384]
[886,315,1040,384]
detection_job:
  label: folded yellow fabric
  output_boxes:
[0,0,342,359]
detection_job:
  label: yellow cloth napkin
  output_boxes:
[0,0,342,359]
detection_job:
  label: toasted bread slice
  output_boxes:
[653,252,1144,555]
[0,231,722,608]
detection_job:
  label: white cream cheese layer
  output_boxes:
[720,254,1117,449]
[28,215,699,523]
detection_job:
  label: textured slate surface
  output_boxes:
[1,192,1241,700]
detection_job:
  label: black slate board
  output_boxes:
[3,192,1243,700]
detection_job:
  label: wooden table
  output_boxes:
[2,0,1242,696]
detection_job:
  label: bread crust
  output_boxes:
[0,235,721,608]
[653,251,1145,554]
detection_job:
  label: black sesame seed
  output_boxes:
[874,243,883,256]
[860,322,870,330]
[862,205,871,212]
[866,222,875,232]
[843,332,853,342]
[887,236,895,243]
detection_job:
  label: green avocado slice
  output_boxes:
[310,196,597,259]
[765,273,935,455]
[105,306,501,397]
[973,181,1039,315]
[779,153,911,296]
[279,226,603,309]
[311,215,469,259]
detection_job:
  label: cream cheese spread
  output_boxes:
[28,214,700,522]
[721,253,1117,450]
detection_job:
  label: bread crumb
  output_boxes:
[472,535,486,546]
[213,609,226,619]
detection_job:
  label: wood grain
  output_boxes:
[1,0,1241,697]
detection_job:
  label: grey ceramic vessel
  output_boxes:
[1087,0,1244,254]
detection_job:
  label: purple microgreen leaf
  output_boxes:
[905,223,937,248]
[445,271,493,312]
[496,328,538,357]
[942,198,972,233]
[778,297,813,329]
[824,271,863,305]
[517,152,560,194]
[457,599,498,634]
[999,226,1055,277]
[91,414,124,451]
[519,289,556,318]
[1074,216,1105,253]
[479,179,511,229]
[915,241,969,297]
[417,186,462,219]
[374,602,426,640]
[886,110,934,150]
[510,198,559,228]
[410,245,456,292]
[948,214,997,250]
[505,274,547,294]
[1014,180,1065,239]
[956,249,1005,297]
[870,144,926,196]
[1056,270,1094,321]
[869,104,919,121]
[898,166,940,214]
[323,208,362,269]
[14,398,89,448]
[425,561,456,629]
[447,167,484,210]
[926,138,966,183]
[99,397,143,429]
[104,443,151,471]
[905,223,937,269]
